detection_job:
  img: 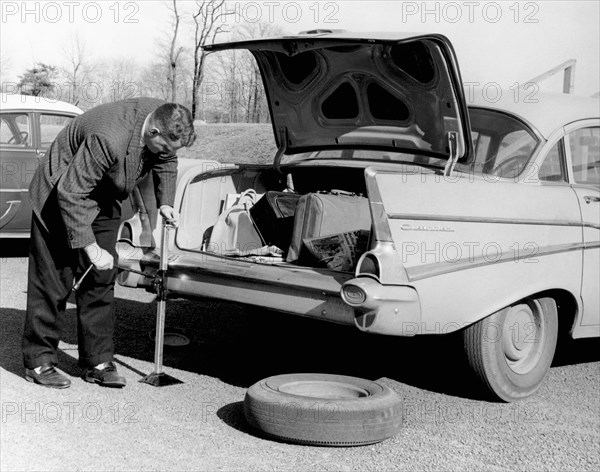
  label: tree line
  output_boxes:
[5,0,284,124]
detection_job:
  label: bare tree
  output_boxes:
[140,62,171,100]
[61,33,93,105]
[212,48,240,122]
[145,1,192,105]
[90,58,142,104]
[191,0,231,119]
[211,21,284,123]
[241,22,284,123]
[166,0,184,101]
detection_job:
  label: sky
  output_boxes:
[1,0,599,97]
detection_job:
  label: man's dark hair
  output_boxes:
[154,103,196,147]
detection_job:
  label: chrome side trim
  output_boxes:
[388,212,588,228]
[0,189,29,193]
[0,232,30,238]
[406,241,596,282]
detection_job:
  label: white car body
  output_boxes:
[117,32,600,401]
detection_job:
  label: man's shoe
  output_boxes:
[84,361,126,388]
[25,363,71,389]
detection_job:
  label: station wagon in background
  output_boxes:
[0,93,82,237]
[113,31,599,402]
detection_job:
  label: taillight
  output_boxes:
[342,285,366,305]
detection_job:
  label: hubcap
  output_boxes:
[502,300,545,374]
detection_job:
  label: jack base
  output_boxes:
[139,372,183,387]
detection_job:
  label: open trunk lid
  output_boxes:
[205,31,472,163]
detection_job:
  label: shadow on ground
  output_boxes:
[0,239,29,258]
[3,292,598,400]
[111,296,490,399]
[217,401,252,434]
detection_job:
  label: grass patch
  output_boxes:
[178,122,277,165]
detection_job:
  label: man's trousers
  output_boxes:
[22,191,121,369]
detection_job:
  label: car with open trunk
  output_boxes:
[116,31,600,402]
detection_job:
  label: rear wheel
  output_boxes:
[463,297,558,402]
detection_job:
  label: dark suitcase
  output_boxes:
[287,191,371,263]
[250,191,302,251]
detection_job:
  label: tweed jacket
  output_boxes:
[29,97,177,249]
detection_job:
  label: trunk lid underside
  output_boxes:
[205,32,472,162]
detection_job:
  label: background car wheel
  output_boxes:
[463,297,558,402]
[244,373,403,446]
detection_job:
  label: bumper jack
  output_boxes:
[140,222,183,387]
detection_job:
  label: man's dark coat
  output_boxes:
[29,97,177,248]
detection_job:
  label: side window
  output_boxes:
[569,127,600,186]
[39,114,74,148]
[0,113,30,147]
[471,131,491,172]
[538,141,566,182]
[489,130,538,178]
[496,130,537,165]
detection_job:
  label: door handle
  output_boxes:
[36,150,46,161]
[583,196,600,204]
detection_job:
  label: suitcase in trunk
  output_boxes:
[287,191,371,263]
[250,191,302,251]
[303,229,371,271]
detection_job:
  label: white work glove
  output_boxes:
[159,205,179,228]
[84,242,114,270]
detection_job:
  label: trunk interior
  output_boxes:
[175,165,372,273]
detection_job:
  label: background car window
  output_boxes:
[40,114,73,148]
[0,113,30,147]
[464,108,540,178]
[284,109,541,176]
[538,141,566,182]
[494,130,537,169]
[471,131,492,172]
[569,127,600,186]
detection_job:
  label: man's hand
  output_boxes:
[159,205,179,228]
[84,242,114,270]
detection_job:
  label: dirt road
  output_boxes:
[1,244,599,471]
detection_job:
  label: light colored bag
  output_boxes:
[206,189,265,256]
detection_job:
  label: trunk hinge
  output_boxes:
[443,132,459,177]
[274,126,288,173]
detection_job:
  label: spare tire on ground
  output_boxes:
[244,373,403,446]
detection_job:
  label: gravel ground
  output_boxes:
[1,242,599,472]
